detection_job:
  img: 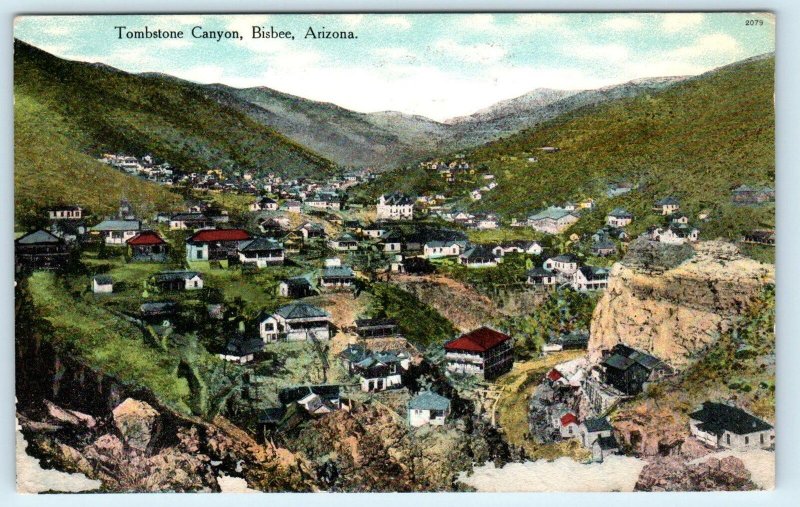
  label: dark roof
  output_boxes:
[321,266,355,278]
[282,276,311,288]
[526,267,553,278]
[381,192,413,205]
[275,302,330,320]
[551,254,578,263]
[93,275,113,285]
[579,266,609,281]
[279,385,340,405]
[225,335,264,356]
[188,229,251,243]
[461,245,496,261]
[355,318,397,329]
[171,212,208,221]
[127,230,166,246]
[445,327,511,353]
[655,196,680,206]
[258,407,286,425]
[152,270,202,282]
[339,344,369,363]
[16,229,64,245]
[583,417,613,433]
[689,402,773,435]
[608,208,632,218]
[409,391,450,411]
[239,237,282,252]
[606,343,667,372]
[139,301,178,315]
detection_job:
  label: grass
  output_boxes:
[367,283,457,348]
[493,350,591,460]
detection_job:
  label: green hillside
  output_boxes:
[13,40,335,221]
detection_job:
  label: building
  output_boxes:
[591,239,617,257]
[15,230,69,272]
[150,270,204,291]
[278,277,314,298]
[606,208,633,227]
[731,185,775,205]
[526,267,558,288]
[279,385,341,415]
[319,265,356,290]
[543,331,589,352]
[493,241,543,257]
[283,200,302,213]
[600,344,673,395]
[653,197,680,215]
[306,193,342,211]
[578,417,619,461]
[742,229,775,246]
[688,401,774,450]
[408,391,451,427]
[219,334,264,364]
[48,205,83,220]
[559,413,580,438]
[423,239,467,259]
[92,275,113,294]
[90,220,141,245]
[444,327,514,380]
[186,229,251,262]
[355,318,398,338]
[543,254,579,281]
[259,302,331,342]
[169,213,211,231]
[459,245,498,268]
[377,193,414,220]
[329,233,359,251]
[127,230,168,262]
[527,207,579,234]
[249,197,278,212]
[238,237,284,267]
[379,231,403,253]
[572,266,609,291]
[339,345,409,392]
[649,224,699,245]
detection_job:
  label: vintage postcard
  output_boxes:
[13,13,775,493]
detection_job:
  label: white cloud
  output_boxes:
[381,15,412,30]
[515,14,567,29]
[433,39,507,64]
[670,33,742,59]
[565,43,630,63]
[459,14,495,31]
[603,16,644,32]
[662,13,704,33]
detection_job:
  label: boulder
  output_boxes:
[112,399,160,452]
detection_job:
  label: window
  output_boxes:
[760,434,764,444]
[726,434,731,445]
[745,436,749,445]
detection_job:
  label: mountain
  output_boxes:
[199,77,688,170]
[13,39,335,221]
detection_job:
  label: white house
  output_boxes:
[559,413,580,439]
[259,303,331,343]
[527,207,579,234]
[689,402,775,450]
[90,220,141,246]
[543,254,579,281]
[653,197,681,215]
[470,189,482,200]
[377,193,414,220]
[650,225,699,245]
[49,206,83,220]
[572,266,609,291]
[237,237,285,267]
[423,240,467,259]
[91,275,113,294]
[249,197,278,212]
[606,208,633,227]
[408,391,451,427]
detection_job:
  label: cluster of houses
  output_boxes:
[526,254,610,292]
[647,197,701,245]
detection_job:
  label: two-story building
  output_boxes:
[444,327,514,380]
[377,193,414,220]
[259,302,331,342]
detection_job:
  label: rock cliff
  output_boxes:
[589,241,774,368]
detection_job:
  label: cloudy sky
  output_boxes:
[14,13,774,121]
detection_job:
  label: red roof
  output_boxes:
[127,230,165,246]
[189,229,250,243]
[444,327,510,353]
[560,413,578,427]
[546,369,563,382]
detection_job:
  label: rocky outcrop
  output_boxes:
[635,455,756,491]
[589,241,774,368]
[112,399,160,452]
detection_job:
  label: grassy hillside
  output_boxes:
[13,40,335,202]
[467,55,774,239]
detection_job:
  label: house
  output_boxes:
[475,214,499,230]
[649,224,699,245]
[279,385,341,415]
[284,200,302,213]
[543,331,589,352]
[559,413,580,438]
[377,193,414,220]
[444,327,514,380]
[606,208,633,227]
[298,222,326,240]
[742,229,775,246]
[378,231,403,253]
[731,185,775,205]
[341,347,409,392]
[306,193,342,211]
[688,402,774,450]
[526,267,557,288]
[90,220,141,245]
[14,230,69,272]
[238,237,284,267]
[48,205,83,220]
[259,217,289,236]
[219,334,264,364]
[591,239,617,257]
[355,318,398,338]
[319,265,356,290]
[92,275,113,294]
[593,226,629,243]
[470,189,482,200]
[169,213,211,231]
[543,254,579,281]
[186,229,251,262]
[459,245,498,268]
[408,391,451,427]
[670,213,690,225]
[572,266,609,291]
[362,223,388,238]
[278,277,314,298]
[600,344,673,395]
[249,197,278,212]
[579,417,619,461]
[423,239,467,259]
[329,233,359,251]
[527,207,579,234]
[139,301,178,323]
[653,196,680,215]
[150,270,204,291]
[49,220,88,244]
[259,303,331,342]
[127,230,168,262]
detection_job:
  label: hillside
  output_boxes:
[13,39,335,218]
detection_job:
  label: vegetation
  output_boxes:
[367,283,457,347]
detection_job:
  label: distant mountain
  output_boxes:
[206,77,689,170]
[13,39,335,220]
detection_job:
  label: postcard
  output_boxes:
[13,12,775,493]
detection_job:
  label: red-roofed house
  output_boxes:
[560,412,579,438]
[443,326,513,380]
[186,228,251,261]
[127,230,168,262]
[546,368,563,383]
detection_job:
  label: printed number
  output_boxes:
[745,19,764,26]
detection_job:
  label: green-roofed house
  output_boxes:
[90,219,141,245]
[259,302,331,342]
[408,391,451,427]
[527,206,579,234]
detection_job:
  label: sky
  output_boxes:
[14,13,775,121]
